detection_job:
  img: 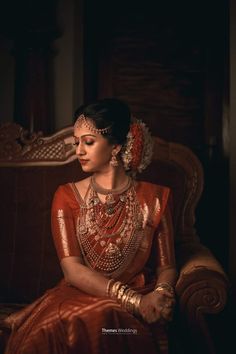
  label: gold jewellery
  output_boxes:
[107,280,142,316]
[75,176,144,278]
[74,114,112,135]
[154,282,175,312]
[154,282,175,295]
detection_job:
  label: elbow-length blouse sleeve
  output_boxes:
[155,194,176,269]
[51,185,81,261]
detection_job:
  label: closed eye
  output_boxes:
[73,140,94,146]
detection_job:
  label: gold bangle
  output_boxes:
[108,282,142,317]
[133,294,142,316]
[117,285,128,303]
[154,282,174,294]
[110,281,122,298]
[106,279,115,296]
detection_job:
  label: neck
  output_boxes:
[93,166,129,190]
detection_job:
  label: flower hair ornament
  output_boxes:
[121,118,154,174]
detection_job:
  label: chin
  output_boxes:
[80,166,91,172]
[80,165,96,173]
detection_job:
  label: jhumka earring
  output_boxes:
[110,151,119,167]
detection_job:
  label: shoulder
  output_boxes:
[135,181,171,224]
[55,177,90,195]
[53,177,91,204]
[135,180,171,212]
[135,180,170,198]
[54,183,72,197]
[52,184,74,207]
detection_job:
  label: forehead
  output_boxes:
[74,116,94,133]
[74,121,96,136]
[74,123,109,144]
[74,116,96,135]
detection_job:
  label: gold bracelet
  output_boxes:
[108,281,142,316]
[110,281,122,298]
[106,279,115,296]
[133,293,142,316]
[117,285,128,303]
[154,282,174,294]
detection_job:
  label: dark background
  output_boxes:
[0,0,233,352]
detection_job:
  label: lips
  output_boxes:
[79,159,89,165]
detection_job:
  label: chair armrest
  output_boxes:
[175,243,229,351]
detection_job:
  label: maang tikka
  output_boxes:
[74,114,112,135]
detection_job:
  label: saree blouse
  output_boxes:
[51,180,176,285]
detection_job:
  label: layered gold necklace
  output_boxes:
[76,176,144,278]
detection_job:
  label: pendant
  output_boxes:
[78,225,87,234]
[105,193,116,205]
[116,237,122,245]
[105,243,122,257]
[106,206,114,215]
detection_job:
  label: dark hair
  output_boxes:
[73,98,131,145]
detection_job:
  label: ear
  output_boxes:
[112,144,122,154]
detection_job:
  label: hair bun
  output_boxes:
[121,118,154,174]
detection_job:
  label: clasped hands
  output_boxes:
[139,287,175,324]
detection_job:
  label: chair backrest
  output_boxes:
[0,123,203,303]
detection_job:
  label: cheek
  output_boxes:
[95,144,112,159]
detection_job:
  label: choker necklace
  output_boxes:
[90,175,132,196]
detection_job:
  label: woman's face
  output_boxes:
[74,120,115,173]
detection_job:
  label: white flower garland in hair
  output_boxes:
[121,119,154,174]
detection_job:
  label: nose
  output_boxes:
[76,144,86,156]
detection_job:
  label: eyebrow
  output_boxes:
[73,134,97,139]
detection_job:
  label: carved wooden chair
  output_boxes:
[0,123,229,354]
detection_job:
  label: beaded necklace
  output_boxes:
[76,177,144,278]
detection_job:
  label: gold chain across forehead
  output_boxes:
[74,114,112,135]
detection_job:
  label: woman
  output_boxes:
[4,98,177,354]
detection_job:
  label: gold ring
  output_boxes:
[165,304,172,308]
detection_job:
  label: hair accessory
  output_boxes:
[121,118,154,174]
[74,114,112,135]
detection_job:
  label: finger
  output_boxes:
[147,307,163,324]
[163,304,173,309]
[142,311,157,324]
[148,311,162,323]
[160,305,172,314]
[154,290,175,301]
[160,308,173,321]
[164,299,175,308]
[162,291,175,299]
[155,286,174,294]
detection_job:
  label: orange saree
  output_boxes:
[4,181,176,354]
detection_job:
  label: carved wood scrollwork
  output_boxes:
[0,123,77,166]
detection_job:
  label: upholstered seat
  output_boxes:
[0,123,229,354]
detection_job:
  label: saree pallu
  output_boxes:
[4,280,168,354]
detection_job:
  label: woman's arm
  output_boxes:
[51,186,110,298]
[139,199,178,323]
[61,256,109,297]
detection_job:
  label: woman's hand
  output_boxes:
[139,289,175,324]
